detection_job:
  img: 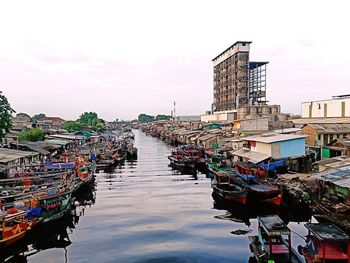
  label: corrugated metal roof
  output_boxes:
[198,134,217,141]
[231,149,271,164]
[244,134,307,144]
[0,148,39,163]
[314,166,350,188]
[305,123,350,134]
[46,139,70,146]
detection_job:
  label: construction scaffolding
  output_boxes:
[249,62,268,105]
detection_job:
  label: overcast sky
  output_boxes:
[1,0,349,121]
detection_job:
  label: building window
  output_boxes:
[318,135,321,141]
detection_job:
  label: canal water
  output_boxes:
[2,130,310,263]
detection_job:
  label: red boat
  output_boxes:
[211,171,247,205]
[235,165,282,207]
[299,223,350,263]
[0,209,38,247]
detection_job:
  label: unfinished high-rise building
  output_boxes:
[212,41,268,112]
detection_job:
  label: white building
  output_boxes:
[302,95,350,118]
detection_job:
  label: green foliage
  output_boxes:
[77,112,106,132]
[17,112,31,118]
[18,128,44,142]
[155,114,171,121]
[0,91,15,140]
[93,122,106,132]
[79,112,98,125]
[138,114,155,123]
[32,113,46,122]
[64,121,82,132]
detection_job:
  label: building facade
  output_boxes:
[204,41,281,123]
[301,123,350,146]
[212,41,268,112]
[301,95,350,118]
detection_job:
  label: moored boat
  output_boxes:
[248,215,304,263]
[235,167,282,207]
[298,222,350,263]
[211,172,247,205]
[0,209,38,247]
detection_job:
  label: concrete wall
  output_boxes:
[201,111,235,122]
[302,98,350,118]
[240,117,269,131]
[213,42,250,66]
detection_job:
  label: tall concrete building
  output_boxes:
[212,41,268,112]
[201,41,281,123]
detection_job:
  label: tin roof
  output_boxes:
[231,149,271,164]
[244,133,307,144]
[304,123,350,134]
[0,148,39,164]
[314,165,350,188]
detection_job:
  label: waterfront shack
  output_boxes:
[0,148,39,178]
[232,133,310,172]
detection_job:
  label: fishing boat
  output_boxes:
[211,172,247,205]
[0,209,38,247]
[298,223,350,263]
[248,215,304,263]
[235,166,282,207]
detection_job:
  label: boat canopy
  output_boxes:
[258,215,290,236]
[305,223,350,242]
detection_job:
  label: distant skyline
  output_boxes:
[1,0,350,121]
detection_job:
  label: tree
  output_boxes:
[155,114,171,121]
[64,121,82,132]
[0,91,15,141]
[77,112,106,132]
[32,113,46,122]
[79,112,98,125]
[138,114,154,123]
[18,128,44,142]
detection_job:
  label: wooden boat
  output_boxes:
[235,169,282,207]
[248,215,304,263]
[31,179,75,224]
[207,162,235,179]
[211,172,247,205]
[0,209,38,247]
[298,223,350,263]
[168,155,196,171]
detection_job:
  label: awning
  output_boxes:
[231,149,271,164]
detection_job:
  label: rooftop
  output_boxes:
[304,123,350,134]
[212,41,252,61]
[0,148,39,163]
[244,133,307,144]
[231,148,271,164]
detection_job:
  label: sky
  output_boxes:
[1,0,350,121]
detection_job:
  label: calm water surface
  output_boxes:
[3,130,310,263]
